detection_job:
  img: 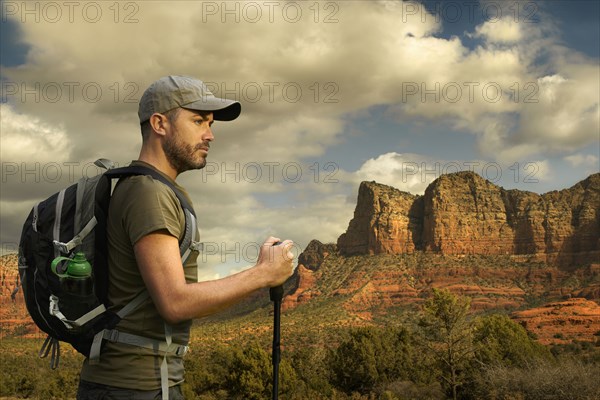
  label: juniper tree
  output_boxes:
[419,288,473,400]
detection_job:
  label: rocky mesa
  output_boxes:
[283,173,600,343]
[337,171,600,266]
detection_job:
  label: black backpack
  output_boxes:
[17,159,198,368]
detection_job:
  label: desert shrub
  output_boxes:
[287,346,335,398]
[183,341,297,400]
[471,313,551,367]
[329,326,413,395]
[468,357,600,400]
[550,339,600,362]
[0,338,82,399]
[378,380,445,400]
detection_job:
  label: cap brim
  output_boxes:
[183,97,241,121]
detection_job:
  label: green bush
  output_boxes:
[472,313,551,367]
[0,338,82,399]
[3,316,599,400]
[183,341,298,399]
[329,326,412,395]
[288,346,335,398]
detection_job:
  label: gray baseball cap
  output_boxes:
[138,75,241,123]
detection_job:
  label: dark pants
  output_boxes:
[77,380,185,400]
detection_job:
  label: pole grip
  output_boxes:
[270,285,284,302]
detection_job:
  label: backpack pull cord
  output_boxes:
[39,335,60,369]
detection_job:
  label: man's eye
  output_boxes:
[194,120,203,125]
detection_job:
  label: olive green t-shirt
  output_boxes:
[80,161,199,390]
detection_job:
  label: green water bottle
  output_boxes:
[51,252,96,320]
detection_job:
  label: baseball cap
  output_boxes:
[138,75,241,123]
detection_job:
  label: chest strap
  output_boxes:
[89,329,188,361]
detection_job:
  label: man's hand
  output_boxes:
[255,237,295,288]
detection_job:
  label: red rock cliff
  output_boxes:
[336,182,423,255]
[338,172,600,266]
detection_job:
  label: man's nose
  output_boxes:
[204,127,214,141]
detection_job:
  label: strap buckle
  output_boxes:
[52,240,70,254]
[175,345,189,357]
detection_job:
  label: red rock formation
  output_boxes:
[337,181,422,256]
[297,240,336,271]
[282,265,319,311]
[512,298,600,345]
[423,172,514,255]
[0,254,40,338]
[282,240,333,311]
[338,172,600,266]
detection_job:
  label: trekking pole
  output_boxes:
[270,284,283,400]
[270,241,284,400]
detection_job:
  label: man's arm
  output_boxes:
[134,231,294,325]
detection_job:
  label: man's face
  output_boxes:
[162,108,214,174]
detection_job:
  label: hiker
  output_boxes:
[76,75,295,399]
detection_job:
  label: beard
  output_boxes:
[162,132,208,175]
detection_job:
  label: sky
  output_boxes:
[1,0,599,279]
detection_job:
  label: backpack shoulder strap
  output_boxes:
[104,166,196,217]
[102,165,198,260]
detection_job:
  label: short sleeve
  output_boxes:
[113,175,185,246]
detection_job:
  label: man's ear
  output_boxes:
[149,113,168,137]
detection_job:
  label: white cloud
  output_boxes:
[0,103,71,163]
[515,69,600,152]
[564,154,599,168]
[353,152,555,194]
[4,1,596,168]
[354,152,434,194]
[1,1,598,271]
[473,16,523,44]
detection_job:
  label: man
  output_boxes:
[77,76,295,399]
